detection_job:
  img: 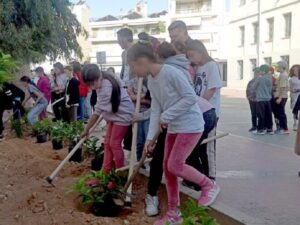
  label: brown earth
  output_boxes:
[0,137,172,225]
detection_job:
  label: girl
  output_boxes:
[64,66,80,122]
[186,40,223,180]
[81,64,134,173]
[289,65,300,131]
[20,76,48,125]
[127,42,219,225]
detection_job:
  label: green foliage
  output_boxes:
[84,136,103,158]
[11,119,23,138]
[0,51,19,90]
[72,170,124,205]
[0,0,87,63]
[64,120,84,144]
[51,121,67,141]
[32,119,52,135]
[179,199,219,225]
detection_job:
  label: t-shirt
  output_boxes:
[194,61,222,117]
[28,84,47,104]
[274,72,289,98]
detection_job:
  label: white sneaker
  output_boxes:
[145,194,159,216]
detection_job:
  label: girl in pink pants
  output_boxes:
[127,42,220,225]
[81,64,134,173]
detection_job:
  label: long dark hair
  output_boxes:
[185,40,213,62]
[82,64,121,113]
[20,76,38,87]
[127,41,156,63]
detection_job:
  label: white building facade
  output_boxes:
[227,0,300,89]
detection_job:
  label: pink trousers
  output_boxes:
[164,133,212,212]
[102,122,129,173]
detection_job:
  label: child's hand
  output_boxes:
[276,98,282,104]
[132,113,140,123]
[144,140,155,157]
[80,129,89,139]
[160,121,168,132]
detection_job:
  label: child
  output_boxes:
[81,64,134,173]
[127,42,220,225]
[289,65,300,131]
[253,65,273,135]
[20,76,48,125]
[186,40,222,180]
[274,61,289,134]
[64,66,80,122]
[246,68,260,132]
[127,78,151,161]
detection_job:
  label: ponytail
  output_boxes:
[102,72,121,113]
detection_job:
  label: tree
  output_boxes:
[0,0,87,63]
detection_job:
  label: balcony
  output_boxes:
[175,0,212,14]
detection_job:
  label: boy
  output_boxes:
[64,66,80,122]
[253,65,273,135]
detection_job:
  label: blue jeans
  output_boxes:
[136,119,150,161]
[78,97,85,120]
[28,100,48,125]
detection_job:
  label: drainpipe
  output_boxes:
[257,0,262,65]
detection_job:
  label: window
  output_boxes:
[239,26,245,46]
[281,55,290,69]
[264,57,272,65]
[283,13,292,38]
[252,22,259,44]
[240,0,246,6]
[250,59,257,78]
[267,18,274,41]
[237,60,244,80]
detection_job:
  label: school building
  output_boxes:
[227,0,300,89]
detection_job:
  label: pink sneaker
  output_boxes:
[198,181,220,206]
[153,210,182,225]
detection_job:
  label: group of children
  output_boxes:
[82,21,223,225]
[247,61,300,135]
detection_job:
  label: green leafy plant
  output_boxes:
[0,51,18,91]
[64,121,84,145]
[84,136,103,158]
[51,121,67,141]
[178,199,219,225]
[32,119,52,135]
[11,119,23,138]
[72,170,124,205]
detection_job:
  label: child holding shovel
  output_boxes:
[81,64,134,173]
[127,42,220,225]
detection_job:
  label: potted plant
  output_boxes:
[72,170,124,217]
[65,121,84,162]
[179,199,219,225]
[51,121,66,150]
[32,120,49,143]
[84,136,104,171]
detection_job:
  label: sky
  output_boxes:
[72,0,169,19]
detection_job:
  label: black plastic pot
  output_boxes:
[36,133,47,143]
[69,142,83,163]
[91,197,121,217]
[52,139,63,150]
[91,155,104,171]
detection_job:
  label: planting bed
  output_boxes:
[0,138,166,225]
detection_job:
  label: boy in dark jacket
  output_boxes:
[246,67,260,132]
[64,66,80,122]
[253,65,273,135]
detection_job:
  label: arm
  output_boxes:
[94,79,112,115]
[160,72,197,124]
[146,87,161,140]
[81,114,99,138]
[32,91,43,105]
[203,88,216,101]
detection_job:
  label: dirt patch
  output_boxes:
[0,138,166,225]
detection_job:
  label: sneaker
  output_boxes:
[275,129,289,135]
[248,127,257,132]
[293,123,298,131]
[154,211,182,225]
[253,130,265,135]
[145,194,159,217]
[198,181,220,206]
[266,129,274,135]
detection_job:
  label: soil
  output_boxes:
[0,137,172,225]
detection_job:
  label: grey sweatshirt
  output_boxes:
[253,75,272,102]
[147,64,204,140]
[94,78,135,125]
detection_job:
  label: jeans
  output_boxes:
[164,133,211,212]
[102,122,129,173]
[78,97,85,120]
[136,119,150,161]
[249,100,257,128]
[85,92,92,118]
[148,129,167,196]
[28,101,48,125]
[52,93,69,122]
[273,98,288,130]
[186,108,217,178]
[256,101,273,131]
[68,106,78,122]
